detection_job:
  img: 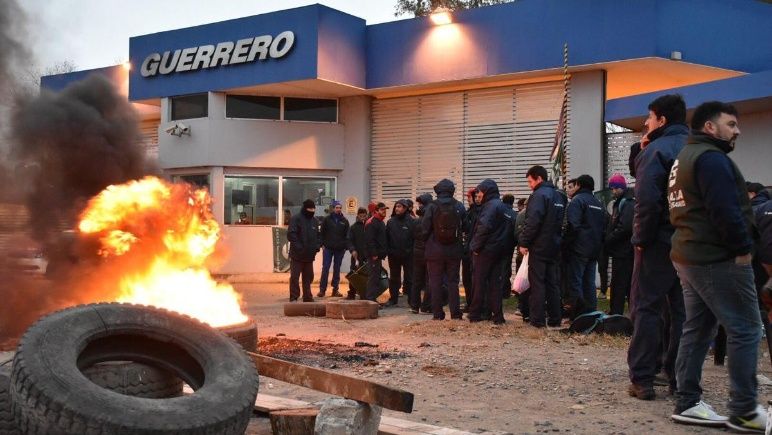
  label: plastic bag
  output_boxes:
[512,253,530,294]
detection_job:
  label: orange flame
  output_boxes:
[78,176,247,327]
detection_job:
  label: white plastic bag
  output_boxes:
[512,253,530,294]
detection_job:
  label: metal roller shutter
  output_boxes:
[371,81,565,205]
[604,131,641,187]
[139,119,160,161]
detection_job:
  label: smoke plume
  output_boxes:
[0,1,158,345]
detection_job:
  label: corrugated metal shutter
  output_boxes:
[604,131,640,187]
[139,119,159,161]
[371,81,565,205]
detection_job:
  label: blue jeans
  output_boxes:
[319,247,345,294]
[673,260,762,416]
[568,255,598,318]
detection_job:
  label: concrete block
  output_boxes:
[314,398,382,435]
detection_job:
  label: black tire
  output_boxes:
[11,303,259,435]
[283,301,326,317]
[81,361,183,399]
[0,362,20,435]
[217,318,257,353]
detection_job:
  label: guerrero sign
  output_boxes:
[141,31,295,77]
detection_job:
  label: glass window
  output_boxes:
[226,95,281,120]
[170,93,208,120]
[282,177,336,222]
[224,176,279,225]
[173,174,210,190]
[284,98,337,123]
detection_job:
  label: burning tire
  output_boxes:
[81,362,183,399]
[10,303,259,435]
[0,362,19,435]
[217,317,258,353]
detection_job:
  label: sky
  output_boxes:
[20,0,401,72]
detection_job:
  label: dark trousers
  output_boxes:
[388,255,413,303]
[528,257,561,327]
[366,258,386,301]
[609,256,633,315]
[427,257,461,319]
[411,254,430,310]
[567,255,598,319]
[598,249,609,295]
[289,260,314,301]
[499,250,514,299]
[462,253,473,307]
[319,247,345,294]
[627,241,685,387]
[470,253,504,323]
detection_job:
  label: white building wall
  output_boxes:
[732,110,772,186]
[568,70,606,185]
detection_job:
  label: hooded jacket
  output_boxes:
[519,180,566,261]
[470,179,515,256]
[564,188,606,260]
[386,199,415,258]
[631,123,688,247]
[287,210,321,262]
[348,218,367,258]
[605,187,635,258]
[422,179,466,260]
[320,212,350,250]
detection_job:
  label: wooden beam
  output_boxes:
[247,352,414,413]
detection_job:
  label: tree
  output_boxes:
[394,0,514,17]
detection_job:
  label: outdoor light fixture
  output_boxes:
[430,7,452,25]
[122,61,132,71]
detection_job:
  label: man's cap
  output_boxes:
[747,182,765,194]
[302,199,316,209]
[376,202,389,210]
[331,199,342,207]
[608,173,627,189]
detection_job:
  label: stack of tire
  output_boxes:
[0,304,259,434]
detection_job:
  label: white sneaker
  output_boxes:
[671,401,728,427]
[726,404,767,433]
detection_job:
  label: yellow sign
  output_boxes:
[345,196,358,214]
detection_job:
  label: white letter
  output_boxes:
[210,41,235,67]
[140,53,160,77]
[175,47,198,72]
[192,45,215,70]
[269,31,295,58]
[247,35,272,61]
[158,50,181,75]
[229,38,253,64]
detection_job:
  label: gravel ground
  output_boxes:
[240,282,772,434]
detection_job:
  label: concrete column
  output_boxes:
[208,92,225,120]
[210,166,224,224]
[568,70,606,185]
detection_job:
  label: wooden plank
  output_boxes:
[247,352,414,413]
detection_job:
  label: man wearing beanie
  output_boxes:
[605,173,635,315]
[318,200,350,298]
[365,202,390,302]
[287,199,322,302]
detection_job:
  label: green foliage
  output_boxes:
[394,0,515,17]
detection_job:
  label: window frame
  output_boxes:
[223,94,338,124]
[170,93,209,121]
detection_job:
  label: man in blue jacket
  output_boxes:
[563,174,605,319]
[627,94,687,401]
[668,101,764,431]
[469,179,514,324]
[318,200,350,298]
[518,165,566,328]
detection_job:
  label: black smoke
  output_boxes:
[0,1,158,345]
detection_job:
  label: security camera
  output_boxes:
[164,122,191,137]
[177,123,190,135]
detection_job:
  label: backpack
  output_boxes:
[567,311,633,336]
[434,201,461,245]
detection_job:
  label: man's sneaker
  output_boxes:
[726,404,767,433]
[627,383,655,400]
[316,292,325,298]
[331,291,343,297]
[671,401,728,427]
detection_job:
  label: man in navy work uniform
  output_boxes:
[668,101,765,432]
[563,174,606,319]
[518,165,566,328]
[287,199,321,302]
[318,200,350,298]
[365,202,389,302]
[605,173,635,315]
[627,94,687,400]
